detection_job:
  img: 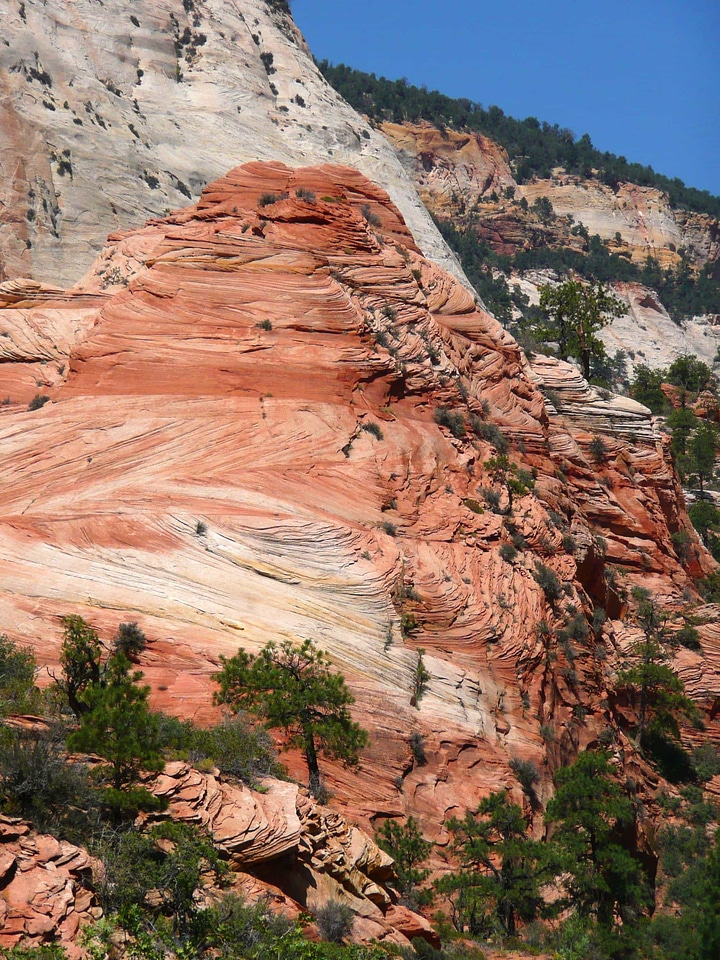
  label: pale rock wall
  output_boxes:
[0,0,467,288]
[520,178,720,268]
[512,271,720,377]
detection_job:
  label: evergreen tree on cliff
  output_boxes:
[214,639,368,797]
[539,279,627,379]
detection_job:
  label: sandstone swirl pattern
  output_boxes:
[0,161,717,835]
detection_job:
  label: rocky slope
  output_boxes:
[0,765,439,955]
[0,0,464,288]
[0,816,102,958]
[2,159,718,862]
[381,121,720,371]
[511,271,720,379]
[383,121,720,272]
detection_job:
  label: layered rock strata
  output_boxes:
[0,815,102,958]
[381,121,720,273]
[0,160,716,866]
[146,761,437,947]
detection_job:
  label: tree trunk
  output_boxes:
[302,720,321,796]
[581,347,591,380]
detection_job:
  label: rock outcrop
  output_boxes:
[381,121,719,274]
[0,0,465,288]
[384,122,516,214]
[1,160,715,849]
[520,178,720,269]
[0,816,102,958]
[380,120,720,369]
[0,767,437,953]
[511,272,720,378]
[145,761,436,947]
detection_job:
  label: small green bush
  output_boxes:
[382,520,398,537]
[509,756,540,797]
[410,650,430,707]
[295,186,316,202]
[559,612,589,643]
[28,394,50,411]
[675,622,702,651]
[481,487,501,511]
[315,899,354,943]
[113,622,147,660]
[256,319,273,331]
[409,732,427,766]
[474,420,508,452]
[361,421,384,440]
[259,51,276,75]
[401,612,418,636]
[499,543,517,562]
[433,407,466,439]
[533,562,563,603]
[155,713,279,785]
[0,727,101,842]
[562,533,576,553]
[692,744,720,782]
[4,946,69,960]
[360,203,381,227]
[0,635,41,715]
[589,435,608,463]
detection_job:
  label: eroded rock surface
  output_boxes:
[382,121,719,273]
[0,816,102,958]
[144,761,431,948]
[0,160,717,869]
[0,0,465,288]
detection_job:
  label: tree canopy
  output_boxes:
[0,634,41,716]
[67,653,163,793]
[214,639,368,796]
[616,589,699,752]
[545,750,647,928]
[437,790,550,938]
[538,279,627,379]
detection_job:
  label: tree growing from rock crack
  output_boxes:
[616,588,699,749]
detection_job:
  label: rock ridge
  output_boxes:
[0,0,466,288]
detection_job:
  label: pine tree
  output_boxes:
[616,589,699,748]
[538,279,627,379]
[436,790,549,938]
[67,653,163,792]
[214,639,368,797]
[545,750,646,929]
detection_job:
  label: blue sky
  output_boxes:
[294,0,719,196]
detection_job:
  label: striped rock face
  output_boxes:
[0,161,716,842]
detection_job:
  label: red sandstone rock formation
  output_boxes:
[1,161,719,951]
[0,816,102,958]
[143,761,437,948]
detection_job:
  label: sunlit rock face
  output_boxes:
[0,0,464,287]
[381,119,720,368]
[0,815,103,959]
[382,121,719,272]
[0,161,716,849]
